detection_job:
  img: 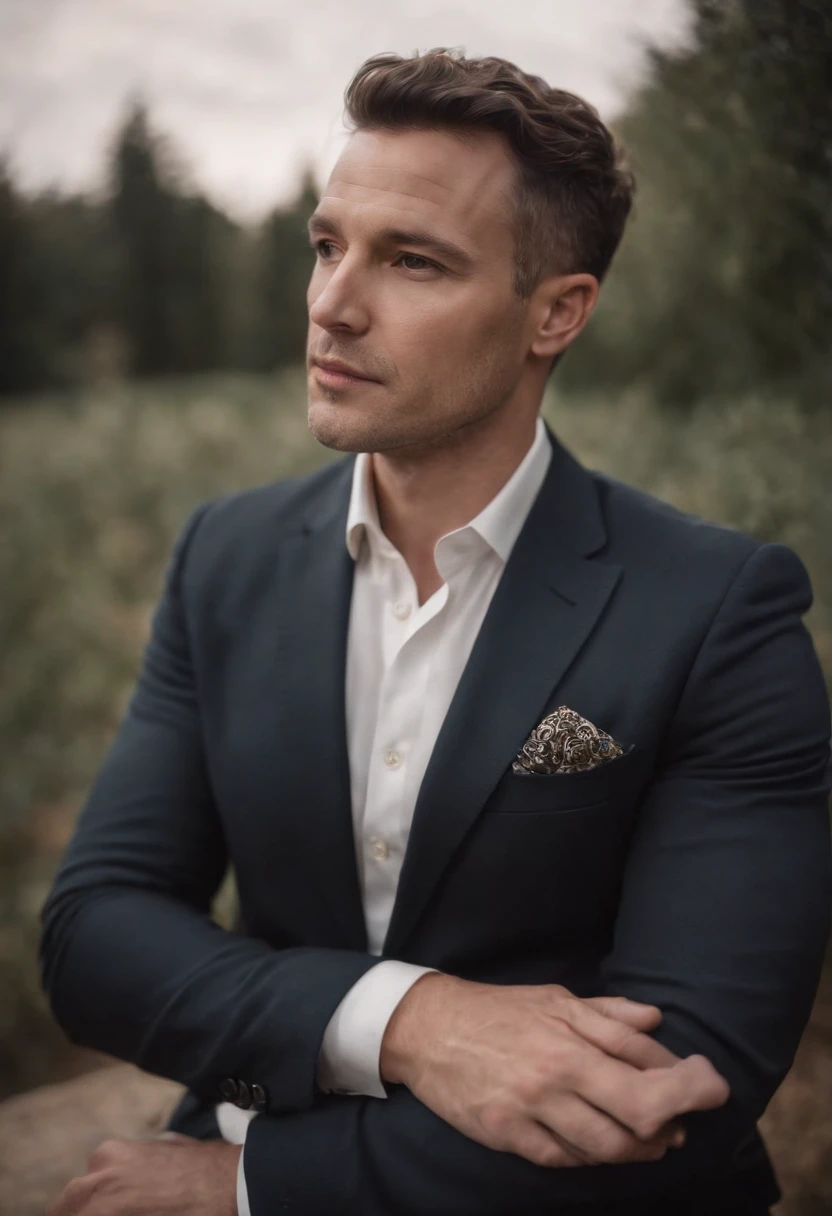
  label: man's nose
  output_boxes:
[308,260,370,333]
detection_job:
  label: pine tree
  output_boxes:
[109,100,237,376]
[0,160,46,394]
[250,168,319,371]
[561,0,832,407]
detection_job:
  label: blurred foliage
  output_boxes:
[0,374,830,1098]
[0,102,317,395]
[562,0,832,405]
[111,103,237,376]
[248,170,320,372]
[0,167,118,393]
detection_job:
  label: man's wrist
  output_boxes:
[379,971,460,1085]
[317,960,439,1097]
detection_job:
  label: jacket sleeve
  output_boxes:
[239,541,832,1215]
[38,503,381,1115]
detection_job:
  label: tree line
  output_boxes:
[560,0,831,408]
[0,102,318,396]
[0,0,829,406]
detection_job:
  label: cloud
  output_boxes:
[0,0,693,219]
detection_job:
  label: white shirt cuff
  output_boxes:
[215,1099,257,1144]
[219,960,439,1213]
[317,960,440,1098]
[236,1141,251,1216]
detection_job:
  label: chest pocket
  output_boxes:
[483,743,644,815]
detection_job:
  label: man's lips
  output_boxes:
[311,358,380,386]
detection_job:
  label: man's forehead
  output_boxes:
[322,128,515,231]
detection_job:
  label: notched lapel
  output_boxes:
[382,428,623,958]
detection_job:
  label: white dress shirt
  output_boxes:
[218,414,552,1214]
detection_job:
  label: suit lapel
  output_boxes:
[278,427,622,959]
[381,425,622,957]
[274,457,368,951]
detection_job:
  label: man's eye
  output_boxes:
[310,242,439,273]
[398,253,435,271]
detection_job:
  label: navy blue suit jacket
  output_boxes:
[40,422,832,1215]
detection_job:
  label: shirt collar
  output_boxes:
[345,414,551,565]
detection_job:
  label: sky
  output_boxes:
[0,0,693,222]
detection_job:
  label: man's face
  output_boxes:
[306,126,534,454]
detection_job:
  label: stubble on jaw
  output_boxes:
[307,321,525,460]
[307,382,513,460]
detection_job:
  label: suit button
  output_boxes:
[235,1080,253,1110]
[219,1077,239,1103]
[251,1083,268,1112]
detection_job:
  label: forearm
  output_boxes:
[242,976,745,1215]
[241,1079,742,1216]
[38,497,386,1116]
[40,883,381,1113]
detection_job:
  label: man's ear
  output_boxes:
[530,273,599,362]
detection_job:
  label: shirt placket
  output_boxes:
[361,552,447,952]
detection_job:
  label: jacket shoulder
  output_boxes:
[592,468,764,577]
[179,454,354,570]
[588,469,817,672]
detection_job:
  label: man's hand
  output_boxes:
[46,1135,241,1216]
[380,974,730,1168]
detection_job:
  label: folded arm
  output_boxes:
[240,541,832,1215]
[38,504,384,1115]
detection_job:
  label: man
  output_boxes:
[40,48,831,1216]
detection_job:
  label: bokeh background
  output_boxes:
[1,0,830,1210]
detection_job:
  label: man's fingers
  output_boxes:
[669,1055,731,1113]
[533,1093,677,1166]
[561,997,678,1071]
[46,1174,95,1216]
[510,1119,587,1169]
[576,1052,730,1140]
[583,995,662,1029]
[615,1034,679,1071]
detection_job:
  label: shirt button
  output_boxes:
[384,749,402,769]
[392,600,411,620]
[369,836,390,861]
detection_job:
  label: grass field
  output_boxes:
[1,370,830,1100]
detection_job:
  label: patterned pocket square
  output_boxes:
[512,706,625,776]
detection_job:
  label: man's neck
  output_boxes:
[369,410,540,606]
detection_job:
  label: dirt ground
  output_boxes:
[762,969,832,1215]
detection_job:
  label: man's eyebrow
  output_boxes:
[307,212,476,269]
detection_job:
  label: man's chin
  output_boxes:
[307,397,433,455]
[307,400,373,453]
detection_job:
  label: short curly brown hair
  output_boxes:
[344,47,635,300]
